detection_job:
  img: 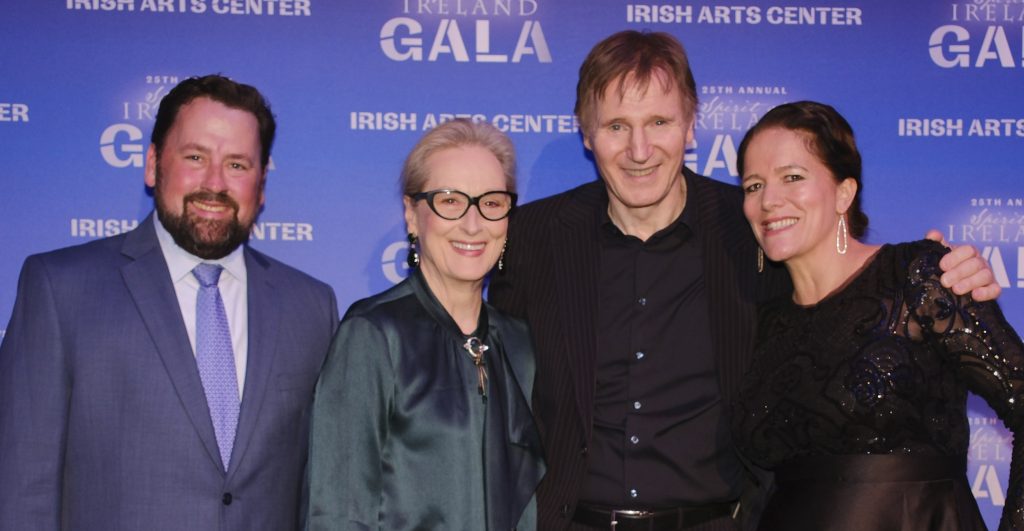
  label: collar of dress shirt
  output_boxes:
[152,213,247,287]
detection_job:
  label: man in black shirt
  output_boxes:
[489,30,999,531]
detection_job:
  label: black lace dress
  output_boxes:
[733,241,1024,530]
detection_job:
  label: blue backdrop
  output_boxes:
[2,1,1022,525]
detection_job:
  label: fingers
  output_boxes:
[943,259,994,297]
[938,243,978,276]
[969,283,1003,302]
[938,246,1001,300]
[924,229,946,246]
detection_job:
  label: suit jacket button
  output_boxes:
[579,444,588,456]
[560,504,570,516]
[222,493,233,505]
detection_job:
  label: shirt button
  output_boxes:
[637,297,647,306]
[630,435,639,444]
[633,401,642,410]
[629,489,638,498]
[635,351,645,360]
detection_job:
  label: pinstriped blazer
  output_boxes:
[489,169,790,530]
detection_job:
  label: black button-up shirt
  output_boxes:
[580,193,743,508]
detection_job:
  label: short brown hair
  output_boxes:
[400,118,517,196]
[575,30,698,134]
[152,74,275,169]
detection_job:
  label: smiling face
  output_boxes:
[145,97,266,259]
[404,145,509,295]
[741,127,856,266]
[583,71,694,228]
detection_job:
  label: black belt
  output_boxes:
[572,502,736,530]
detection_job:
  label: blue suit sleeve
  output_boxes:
[0,256,70,530]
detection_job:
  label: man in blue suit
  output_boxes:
[0,75,338,530]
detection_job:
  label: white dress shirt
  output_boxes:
[154,217,249,398]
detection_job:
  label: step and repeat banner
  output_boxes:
[2,1,1021,525]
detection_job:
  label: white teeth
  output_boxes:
[192,202,227,213]
[624,167,655,177]
[766,218,797,231]
[452,242,484,251]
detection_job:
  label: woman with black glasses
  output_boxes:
[305,118,545,530]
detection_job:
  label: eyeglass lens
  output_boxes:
[430,190,513,221]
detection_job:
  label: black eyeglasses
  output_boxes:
[409,189,517,221]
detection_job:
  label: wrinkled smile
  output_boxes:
[623,166,657,177]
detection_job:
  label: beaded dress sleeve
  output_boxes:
[903,242,1024,531]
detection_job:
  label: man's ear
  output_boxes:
[144,144,159,188]
[259,168,268,207]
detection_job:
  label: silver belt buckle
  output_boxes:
[610,509,651,529]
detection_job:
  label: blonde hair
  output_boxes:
[400,118,517,196]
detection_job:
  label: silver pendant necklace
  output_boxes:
[462,336,489,398]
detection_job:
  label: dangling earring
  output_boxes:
[406,233,419,268]
[757,246,764,273]
[497,238,508,273]
[836,215,848,255]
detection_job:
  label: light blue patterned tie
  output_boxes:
[192,263,240,471]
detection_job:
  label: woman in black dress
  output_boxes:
[732,101,1024,530]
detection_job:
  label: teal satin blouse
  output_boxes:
[306,270,544,530]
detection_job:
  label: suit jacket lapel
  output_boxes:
[120,215,224,471]
[226,248,280,478]
[690,171,757,404]
[553,183,603,439]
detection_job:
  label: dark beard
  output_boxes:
[154,173,253,260]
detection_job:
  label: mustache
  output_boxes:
[184,190,239,213]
